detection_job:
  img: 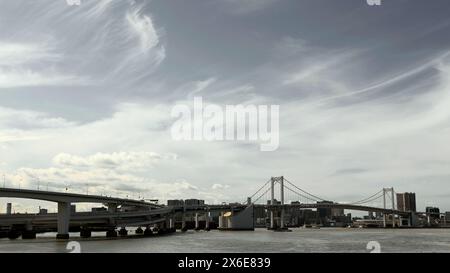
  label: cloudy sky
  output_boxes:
[1,0,450,213]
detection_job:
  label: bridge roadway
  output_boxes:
[0,187,164,238]
[0,188,162,208]
[0,188,412,238]
[0,203,409,234]
[0,208,173,230]
[176,203,410,216]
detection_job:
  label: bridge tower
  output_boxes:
[382,187,395,228]
[269,176,286,230]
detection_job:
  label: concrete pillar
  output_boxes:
[169,216,175,229]
[106,229,118,237]
[383,213,387,228]
[194,213,200,230]
[181,218,187,231]
[144,227,153,236]
[22,222,36,239]
[135,227,144,234]
[56,202,71,239]
[119,227,128,236]
[205,211,210,231]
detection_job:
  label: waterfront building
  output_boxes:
[396,192,416,212]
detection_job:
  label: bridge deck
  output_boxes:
[0,188,161,208]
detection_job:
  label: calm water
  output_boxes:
[1,228,449,253]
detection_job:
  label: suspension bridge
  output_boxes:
[0,176,415,239]
[244,176,411,229]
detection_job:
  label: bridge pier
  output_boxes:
[22,222,36,239]
[106,229,118,238]
[181,218,187,232]
[80,228,92,238]
[194,213,200,231]
[7,229,20,240]
[56,202,71,239]
[135,227,144,234]
[144,227,154,236]
[119,227,128,236]
[205,211,210,231]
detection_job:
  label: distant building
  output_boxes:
[317,200,333,218]
[267,199,281,205]
[167,200,185,206]
[184,199,205,206]
[38,208,48,215]
[6,203,11,215]
[92,207,107,212]
[331,207,345,217]
[396,192,416,212]
[426,207,440,218]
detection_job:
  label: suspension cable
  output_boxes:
[283,184,320,203]
[252,187,272,204]
[284,178,328,201]
[347,189,384,205]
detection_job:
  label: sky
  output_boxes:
[1,0,450,213]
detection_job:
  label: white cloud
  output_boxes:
[0,42,60,66]
[53,151,177,171]
[126,7,161,53]
[212,183,230,190]
[0,68,84,88]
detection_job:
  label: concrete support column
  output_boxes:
[22,221,36,239]
[181,217,187,231]
[181,206,187,231]
[205,211,210,231]
[119,227,128,236]
[57,202,71,239]
[195,213,199,230]
[383,213,387,228]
